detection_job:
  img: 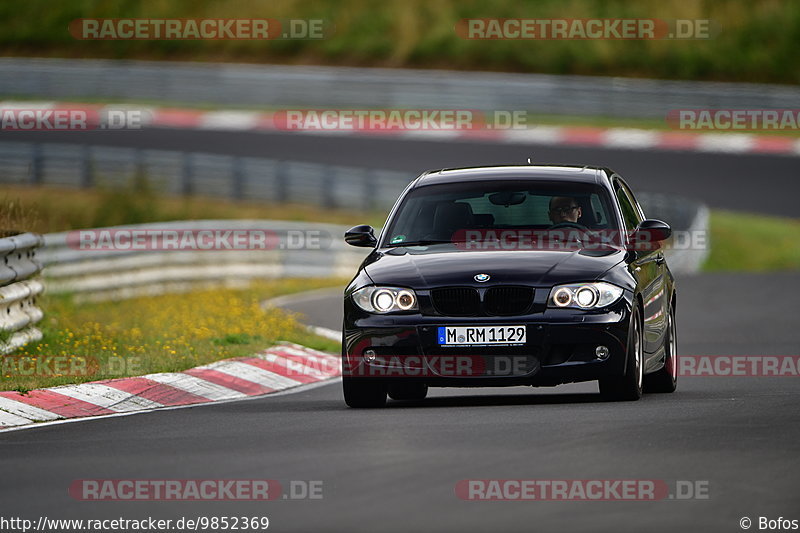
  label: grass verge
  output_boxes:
[0,184,387,234]
[703,211,800,271]
[1,278,346,393]
[1,0,798,84]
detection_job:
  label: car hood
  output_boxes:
[364,245,625,288]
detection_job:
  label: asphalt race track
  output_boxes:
[1,132,799,532]
[2,128,800,216]
[2,276,799,531]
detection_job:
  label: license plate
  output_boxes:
[438,326,526,346]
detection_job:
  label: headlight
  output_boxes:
[352,286,419,314]
[548,282,623,309]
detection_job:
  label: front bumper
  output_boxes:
[343,295,633,387]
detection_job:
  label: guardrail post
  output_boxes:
[181,152,194,196]
[29,144,43,185]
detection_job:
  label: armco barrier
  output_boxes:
[0,142,410,212]
[39,220,371,301]
[0,232,44,354]
[1,58,797,119]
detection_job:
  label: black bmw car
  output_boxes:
[342,165,677,407]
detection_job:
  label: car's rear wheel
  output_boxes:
[644,303,678,393]
[343,377,387,408]
[599,304,643,401]
[388,382,428,401]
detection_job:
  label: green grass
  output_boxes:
[703,210,800,271]
[0,0,798,84]
[0,183,387,235]
[1,278,345,392]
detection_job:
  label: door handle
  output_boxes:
[655,255,665,265]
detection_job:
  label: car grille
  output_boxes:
[430,286,535,316]
[484,286,534,316]
[431,287,481,316]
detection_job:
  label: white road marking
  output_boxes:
[0,396,62,421]
[0,409,35,427]
[143,372,247,401]
[49,383,163,412]
[199,111,261,130]
[198,360,302,390]
[604,128,659,149]
[696,134,754,153]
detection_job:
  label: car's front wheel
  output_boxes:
[644,303,678,393]
[599,304,643,401]
[343,377,387,408]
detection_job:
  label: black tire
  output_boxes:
[644,303,678,393]
[343,376,387,408]
[341,327,387,408]
[599,304,644,401]
[388,382,428,401]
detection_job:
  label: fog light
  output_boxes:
[595,346,610,360]
[364,349,377,362]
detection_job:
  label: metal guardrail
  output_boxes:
[40,220,370,301]
[0,142,409,211]
[0,232,44,354]
[637,193,709,274]
[2,58,798,119]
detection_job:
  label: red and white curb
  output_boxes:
[3,101,800,157]
[0,342,340,431]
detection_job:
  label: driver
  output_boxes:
[548,196,585,228]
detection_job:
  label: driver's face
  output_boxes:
[549,197,582,224]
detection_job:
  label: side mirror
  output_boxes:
[632,219,672,250]
[345,225,377,247]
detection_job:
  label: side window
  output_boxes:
[614,183,640,231]
[619,180,646,222]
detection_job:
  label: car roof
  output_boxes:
[414,165,611,187]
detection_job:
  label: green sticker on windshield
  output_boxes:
[390,235,406,244]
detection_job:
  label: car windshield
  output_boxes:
[382,179,620,248]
